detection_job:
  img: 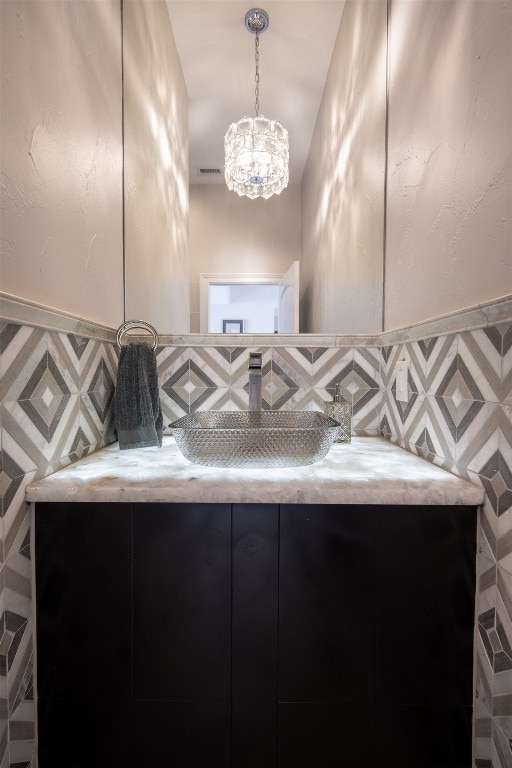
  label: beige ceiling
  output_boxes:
[166,1,346,185]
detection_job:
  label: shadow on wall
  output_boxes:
[385,0,512,327]
[123,0,190,332]
[301,0,387,335]
[0,0,123,327]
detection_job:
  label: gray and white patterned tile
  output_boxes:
[1,474,36,568]
[80,355,115,447]
[6,622,34,768]
[493,568,512,743]
[327,362,380,410]
[436,351,484,406]
[188,388,233,413]
[491,723,512,768]
[0,449,25,535]
[157,347,190,389]
[230,348,271,390]
[352,404,380,436]
[381,344,422,397]
[101,342,119,387]
[216,389,248,412]
[501,323,512,406]
[8,630,33,715]
[474,488,499,562]
[80,395,112,453]
[0,324,120,768]
[400,342,427,394]
[380,343,402,389]
[458,329,502,404]
[308,347,354,390]
[477,455,512,522]
[476,609,495,714]
[161,358,191,416]
[210,347,246,382]
[498,405,512,518]
[388,385,425,450]
[421,396,457,467]
[0,394,61,476]
[474,712,492,767]
[379,391,401,444]
[86,355,115,405]
[475,623,493,766]
[270,348,316,389]
[496,564,512,649]
[497,505,512,576]
[455,402,501,479]
[47,332,86,394]
[3,567,31,632]
[192,346,241,388]
[160,396,187,427]
[0,327,47,405]
[3,526,30,589]
[422,334,458,395]
[350,390,381,436]
[347,358,380,395]
[478,551,497,624]
[44,395,81,467]
[0,563,6,697]
[308,347,353,389]
[352,347,381,385]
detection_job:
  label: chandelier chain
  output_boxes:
[254,31,260,117]
[224,8,289,199]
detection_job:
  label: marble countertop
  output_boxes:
[26,437,484,507]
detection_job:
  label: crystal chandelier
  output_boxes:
[224,8,289,200]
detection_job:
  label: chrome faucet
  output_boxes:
[248,352,262,411]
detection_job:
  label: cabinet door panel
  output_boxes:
[133,503,231,701]
[133,699,231,768]
[377,505,477,707]
[232,701,277,767]
[35,502,132,701]
[232,503,279,702]
[37,697,133,768]
[278,702,375,768]
[279,505,377,703]
[376,704,473,767]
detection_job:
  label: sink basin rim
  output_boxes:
[168,410,343,469]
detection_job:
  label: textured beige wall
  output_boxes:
[385,0,512,330]
[189,184,301,332]
[123,0,190,333]
[0,0,123,328]
[301,0,387,334]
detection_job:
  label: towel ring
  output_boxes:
[116,320,159,351]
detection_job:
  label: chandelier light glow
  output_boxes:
[224,8,289,200]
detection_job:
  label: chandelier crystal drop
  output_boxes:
[224,9,289,200]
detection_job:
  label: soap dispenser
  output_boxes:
[324,383,351,443]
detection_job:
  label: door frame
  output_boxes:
[199,272,285,334]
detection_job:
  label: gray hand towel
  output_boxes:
[114,343,163,450]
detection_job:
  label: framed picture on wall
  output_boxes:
[223,319,244,333]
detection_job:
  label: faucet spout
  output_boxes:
[248,352,262,411]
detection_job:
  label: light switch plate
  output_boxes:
[395,360,409,402]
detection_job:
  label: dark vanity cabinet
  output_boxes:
[35,502,477,768]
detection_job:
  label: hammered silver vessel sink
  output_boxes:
[169,410,343,469]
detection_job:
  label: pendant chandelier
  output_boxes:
[224,8,289,200]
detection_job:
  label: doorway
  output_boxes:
[199,262,300,334]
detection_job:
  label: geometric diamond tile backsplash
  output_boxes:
[379,323,512,768]
[0,323,117,768]
[0,316,511,767]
